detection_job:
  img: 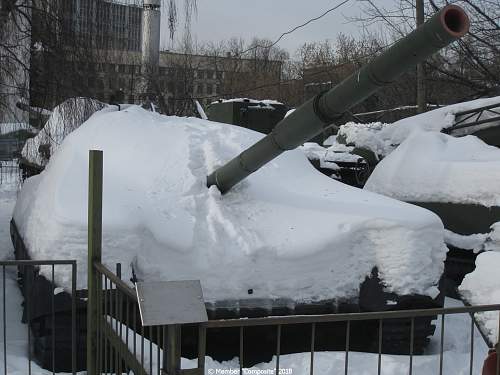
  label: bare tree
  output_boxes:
[353,0,500,101]
[0,0,31,123]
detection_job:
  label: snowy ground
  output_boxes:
[0,164,58,374]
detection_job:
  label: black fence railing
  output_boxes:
[0,259,78,374]
[87,258,500,375]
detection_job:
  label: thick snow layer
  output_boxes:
[365,131,500,207]
[460,251,500,344]
[444,230,488,253]
[300,143,361,171]
[324,149,365,164]
[337,121,395,157]
[21,98,106,166]
[337,96,500,157]
[387,96,500,144]
[444,223,500,252]
[299,142,326,161]
[14,106,446,302]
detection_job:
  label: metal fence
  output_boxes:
[87,258,500,375]
[91,261,209,375]
[443,102,500,134]
[0,259,78,375]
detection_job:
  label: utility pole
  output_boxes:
[141,0,161,106]
[416,0,426,113]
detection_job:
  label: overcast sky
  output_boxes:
[161,0,395,56]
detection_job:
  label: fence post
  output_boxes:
[164,325,181,375]
[87,150,103,375]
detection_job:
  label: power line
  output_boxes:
[234,0,351,58]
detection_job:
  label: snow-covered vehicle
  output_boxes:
[321,96,500,188]
[307,96,500,294]
[207,98,288,135]
[13,106,446,366]
[301,142,374,187]
[11,5,470,370]
[360,104,500,294]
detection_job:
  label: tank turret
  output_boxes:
[207,5,470,193]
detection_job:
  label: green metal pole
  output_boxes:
[87,150,103,375]
[165,325,181,375]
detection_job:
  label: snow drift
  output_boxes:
[459,223,500,343]
[364,131,500,207]
[14,106,447,303]
[336,96,500,157]
[459,251,500,344]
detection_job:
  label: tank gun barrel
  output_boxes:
[207,5,470,194]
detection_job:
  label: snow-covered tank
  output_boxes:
[321,97,500,293]
[11,5,471,370]
[13,106,446,368]
[207,98,288,134]
[365,131,500,294]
